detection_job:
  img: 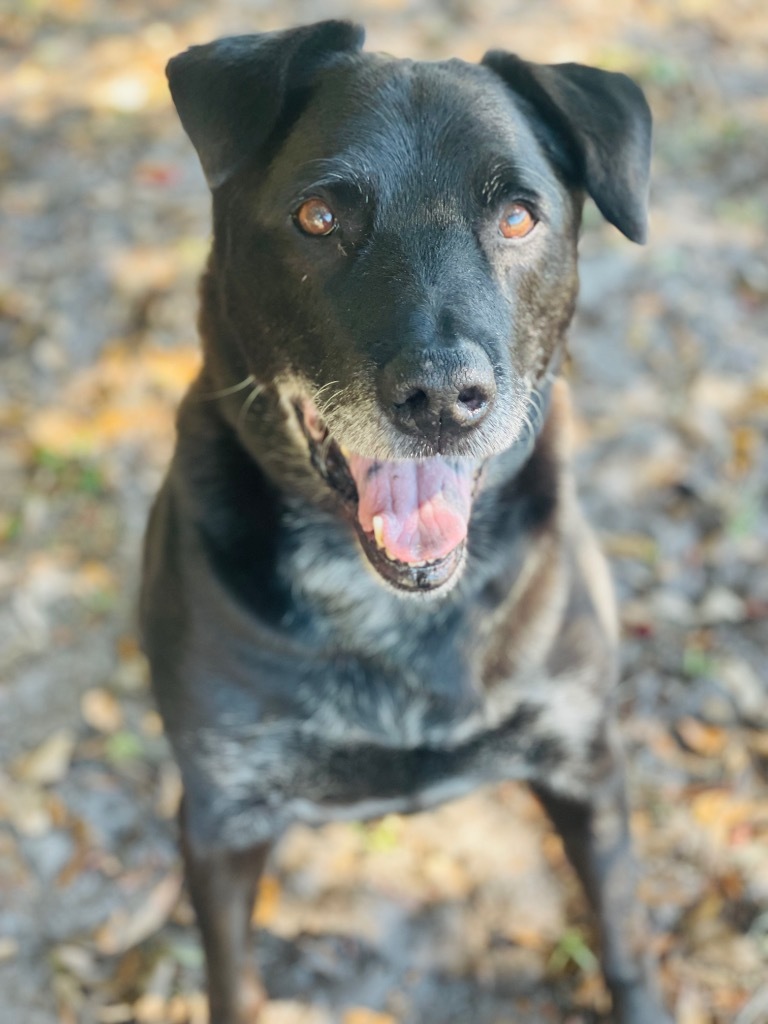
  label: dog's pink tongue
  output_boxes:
[347,454,474,564]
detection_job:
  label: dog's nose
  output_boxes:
[394,378,493,431]
[381,349,496,439]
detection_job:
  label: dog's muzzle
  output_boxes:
[297,399,480,593]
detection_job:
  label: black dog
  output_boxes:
[141,21,671,1023]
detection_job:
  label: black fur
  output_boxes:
[142,21,669,1023]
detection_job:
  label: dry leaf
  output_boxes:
[0,778,52,836]
[52,943,97,983]
[745,729,768,757]
[107,246,179,292]
[97,1006,134,1023]
[81,688,123,733]
[12,729,76,785]
[503,924,548,952]
[165,994,203,1024]
[420,852,471,899]
[260,1002,332,1024]
[133,993,166,1023]
[95,871,182,955]
[729,424,759,476]
[676,983,711,1024]
[572,971,610,1011]
[690,790,760,847]
[602,533,658,562]
[154,762,182,820]
[675,717,728,757]
[56,816,93,887]
[735,984,768,1024]
[343,1010,398,1024]
[165,993,208,1024]
[253,874,282,927]
[140,710,164,737]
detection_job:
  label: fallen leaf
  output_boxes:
[718,658,768,726]
[572,970,610,1012]
[154,762,182,820]
[602,533,658,563]
[728,424,759,476]
[56,816,93,887]
[52,943,97,983]
[0,778,52,836]
[674,716,728,757]
[95,871,182,955]
[107,245,179,293]
[135,161,182,187]
[140,710,164,737]
[690,790,763,847]
[676,983,711,1024]
[12,729,76,785]
[81,688,123,733]
[253,874,282,927]
[503,925,548,952]
[735,984,768,1024]
[133,993,167,1023]
[96,1006,134,1023]
[420,851,472,899]
[164,993,210,1024]
[746,729,768,757]
[697,587,746,624]
[343,1010,398,1024]
[260,1002,332,1024]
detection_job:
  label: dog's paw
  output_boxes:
[611,982,674,1024]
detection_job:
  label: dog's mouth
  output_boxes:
[296,401,478,593]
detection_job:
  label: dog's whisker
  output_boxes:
[317,394,343,419]
[526,393,542,425]
[317,384,353,420]
[312,380,340,404]
[520,408,534,439]
[313,381,346,419]
[238,382,265,425]
[197,374,256,401]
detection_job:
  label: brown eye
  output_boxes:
[295,198,337,236]
[499,202,536,239]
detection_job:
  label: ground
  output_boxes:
[0,2,767,1022]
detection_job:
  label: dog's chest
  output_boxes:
[190,600,581,827]
[177,516,608,847]
[189,637,600,852]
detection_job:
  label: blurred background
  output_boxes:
[0,2,767,1022]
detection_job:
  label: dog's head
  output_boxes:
[168,21,651,594]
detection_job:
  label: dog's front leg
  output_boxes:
[180,801,271,1024]
[532,755,672,1024]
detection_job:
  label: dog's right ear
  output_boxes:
[167,21,365,189]
[482,52,652,244]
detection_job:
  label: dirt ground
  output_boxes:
[1,1,767,1022]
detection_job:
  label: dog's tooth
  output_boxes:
[372,515,386,549]
[338,443,350,457]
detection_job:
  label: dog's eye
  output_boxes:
[295,198,337,237]
[499,203,536,240]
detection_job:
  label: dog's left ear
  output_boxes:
[167,21,365,189]
[482,52,652,243]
